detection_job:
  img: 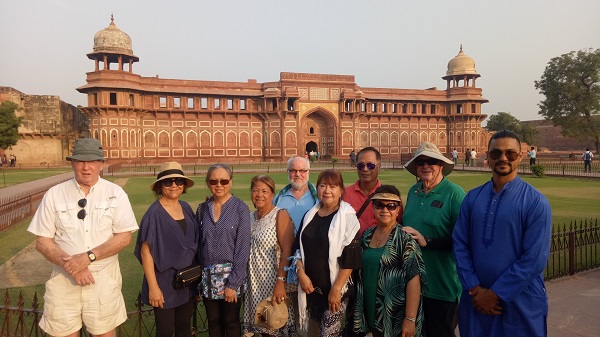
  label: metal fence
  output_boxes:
[0,176,71,233]
[2,219,598,337]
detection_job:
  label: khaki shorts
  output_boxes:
[40,260,127,336]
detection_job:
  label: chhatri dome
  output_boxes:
[446,45,477,76]
[92,15,135,56]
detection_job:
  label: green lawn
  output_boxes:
[0,167,71,188]
[1,169,599,313]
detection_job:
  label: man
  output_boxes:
[582,148,593,172]
[528,146,537,166]
[274,156,318,233]
[452,148,458,164]
[28,138,138,337]
[345,147,402,235]
[465,148,470,166]
[470,148,477,166]
[274,156,318,337]
[453,130,552,337]
[349,149,357,167]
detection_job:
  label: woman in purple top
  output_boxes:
[196,164,251,337]
[134,162,199,337]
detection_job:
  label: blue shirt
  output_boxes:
[196,195,251,291]
[274,183,318,233]
[453,176,551,337]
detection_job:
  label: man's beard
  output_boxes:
[492,162,516,176]
[291,180,306,190]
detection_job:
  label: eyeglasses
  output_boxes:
[161,178,186,187]
[372,201,399,211]
[77,198,87,220]
[208,179,231,186]
[288,169,309,174]
[488,149,520,161]
[356,162,379,171]
[415,158,442,166]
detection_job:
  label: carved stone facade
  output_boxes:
[0,87,88,166]
[77,18,490,163]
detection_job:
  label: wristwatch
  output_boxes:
[87,250,96,262]
[276,276,286,283]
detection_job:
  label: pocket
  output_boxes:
[93,201,117,230]
[55,203,78,233]
[98,272,121,318]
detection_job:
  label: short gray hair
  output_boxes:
[287,156,310,170]
[205,163,233,183]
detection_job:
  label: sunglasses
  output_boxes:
[488,149,520,161]
[161,177,186,187]
[208,179,231,186]
[77,198,87,220]
[356,162,379,171]
[288,169,309,174]
[415,158,442,166]
[372,201,400,211]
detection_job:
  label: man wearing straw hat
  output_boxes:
[453,130,551,337]
[28,138,138,337]
[402,142,465,337]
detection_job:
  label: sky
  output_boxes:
[1,0,599,123]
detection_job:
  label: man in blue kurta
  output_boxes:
[453,130,552,337]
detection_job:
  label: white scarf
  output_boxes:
[297,201,360,331]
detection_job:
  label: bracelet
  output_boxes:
[404,317,416,323]
[295,265,303,273]
[276,276,286,283]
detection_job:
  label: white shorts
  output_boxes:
[40,260,127,336]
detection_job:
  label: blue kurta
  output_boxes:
[134,200,199,309]
[452,176,552,337]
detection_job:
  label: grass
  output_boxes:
[0,167,71,188]
[1,169,600,313]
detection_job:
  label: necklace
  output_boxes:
[256,205,275,220]
[373,225,394,246]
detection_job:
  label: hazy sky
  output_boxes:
[1,0,598,122]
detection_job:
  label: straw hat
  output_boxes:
[404,142,455,176]
[371,192,402,202]
[149,162,195,190]
[66,138,106,162]
[254,297,290,330]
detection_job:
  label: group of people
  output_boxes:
[27,132,553,337]
[464,148,477,166]
[0,154,16,167]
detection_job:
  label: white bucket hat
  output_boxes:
[404,142,455,176]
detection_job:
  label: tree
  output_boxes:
[485,111,539,145]
[0,101,22,149]
[535,48,600,153]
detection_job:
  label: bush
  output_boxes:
[531,164,545,177]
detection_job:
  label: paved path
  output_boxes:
[546,268,600,337]
[0,172,73,198]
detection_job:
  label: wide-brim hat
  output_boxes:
[66,138,106,162]
[371,192,402,202]
[254,297,290,330]
[404,142,455,176]
[149,162,195,190]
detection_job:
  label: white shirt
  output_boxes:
[471,150,477,159]
[28,178,138,270]
[452,150,458,158]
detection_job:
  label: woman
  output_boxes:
[243,175,296,337]
[196,163,251,337]
[402,142,466,337]
[134,162,199,337]
[294,170,361,337]
[354,185,426,337]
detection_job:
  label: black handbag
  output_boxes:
[173,264,202,289]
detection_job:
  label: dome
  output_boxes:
[93,15,134,56]
[446,45,477,76]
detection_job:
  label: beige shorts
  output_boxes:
[40,260,127,336]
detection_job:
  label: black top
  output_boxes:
[295,209,361,318]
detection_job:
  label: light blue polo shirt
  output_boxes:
[275,189,317,233]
